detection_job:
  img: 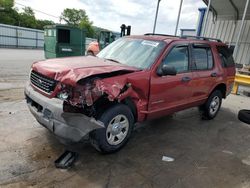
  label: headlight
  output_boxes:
[57,91,69,100]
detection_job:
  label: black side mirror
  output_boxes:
[157,64,177,76]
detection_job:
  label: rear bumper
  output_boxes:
[25,83,104,142]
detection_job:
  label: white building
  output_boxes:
[198,0,250,65]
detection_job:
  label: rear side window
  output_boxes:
[192,45,213,70]
[216,46,235,67]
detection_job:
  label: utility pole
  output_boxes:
[174,0,183,36]
[153,0,161,34]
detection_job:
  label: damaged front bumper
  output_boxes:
[24,83,104,142]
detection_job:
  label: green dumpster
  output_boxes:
[44,25,86,59]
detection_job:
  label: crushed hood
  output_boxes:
[32,56,139,86]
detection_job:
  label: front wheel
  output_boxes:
[89,104,134,153]
[200,90,222,120]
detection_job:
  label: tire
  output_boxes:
[200,90,222,120]
[238,109,250,125]
[89,104,134,154]
[87,51,94,56]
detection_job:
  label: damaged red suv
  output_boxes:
[25,34,235,153]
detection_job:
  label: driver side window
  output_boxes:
[163,46,189,73]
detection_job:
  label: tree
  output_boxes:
[0,0,14,10]
[60,8,94,37]
[60,8,88,26]
[0,0,19,25]
[36,19,54,30]
[22,6,34,16]
[18,6,36,28]
[79,19,94,38]
[0,3,55,30]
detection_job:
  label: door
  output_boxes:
[189,43,218,102]
[148,43,193,119]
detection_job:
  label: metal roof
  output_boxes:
[203,0,250,20]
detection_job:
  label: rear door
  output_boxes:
[189,43,218,103]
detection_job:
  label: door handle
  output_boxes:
[211,72,217,77]
[182,76,191,82]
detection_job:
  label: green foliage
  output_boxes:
[0,5,99,37]
[22,6,34,16]
[0,7,19,25]
[0,4,55,30]
[60,8,94,38]
[18,6,36,28]
[0,0,14,9]
[79,19,94,38]
[36,19,54,30]
[0,0,17,25]
[60,8,88,26]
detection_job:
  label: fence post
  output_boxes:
[36,31,38,48]
[16,27,18,48]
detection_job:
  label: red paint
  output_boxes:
[30,35,236,123]
[32,56,138,86]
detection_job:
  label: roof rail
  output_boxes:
[144,33,178,37]
[181,35,222,42]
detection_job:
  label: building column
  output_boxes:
[233,0,249,60]
[202,0,211,36]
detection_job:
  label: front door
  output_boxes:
[148,43,193,119]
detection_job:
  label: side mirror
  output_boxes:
[157,64,177,76]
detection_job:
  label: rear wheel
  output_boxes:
[90,104,134,153]
[200,90,222,120]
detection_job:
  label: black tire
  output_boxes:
[200,90,222,120]
[89,104,134,154]
[238,109,250,125]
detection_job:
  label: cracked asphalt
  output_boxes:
[0,49,250,188]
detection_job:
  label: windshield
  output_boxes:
[97,38,166,69]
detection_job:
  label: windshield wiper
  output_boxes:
[105,58,143,71]
[105,58,121,64]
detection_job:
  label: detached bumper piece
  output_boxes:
[54,150,79,169]
[25,83,104,142]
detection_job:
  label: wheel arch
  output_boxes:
[211,83,227,98]
[93,96,137,122]
[121,97,137,123]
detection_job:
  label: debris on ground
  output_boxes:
[54,150,79,169]
[162,156,175,162]
[222,150,234,155]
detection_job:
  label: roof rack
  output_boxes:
[144,33,178,37]
[181,35,222,42]
[144,33,222,43]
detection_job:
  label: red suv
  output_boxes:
[25,34,235,153]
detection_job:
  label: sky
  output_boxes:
[14,0,206,35]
